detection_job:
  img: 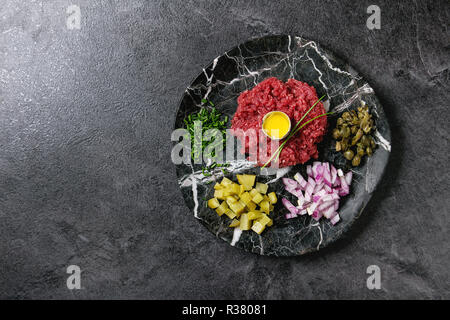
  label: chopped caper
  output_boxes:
[340,139,348,151]
[344,150,354,160]
[351,129,363,145]
[332,129,341,140]
[357,146,365,156]
[343,127,351,138]
[362,125,372,134]
[333,108,376,166]
[342,112,351,122]
[352,155,361,166]
[361,135,370,147]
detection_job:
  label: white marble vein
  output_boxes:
[374,130,392,152]
[230,228,243,246]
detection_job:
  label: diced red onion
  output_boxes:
[282,178,298,189]
[324,184,332,193]
[339,176,349,196]
[294,172,307,189]
[323,206,335,219]
[331,165,337,184]
[282,162,350,226]
[323,170,332,187]
[282,198,299,215]
[330,214,340,225]
[286,186,302,198]
[345,171,353,185]
[322,193,339,202]
[334,201,339,211]
[333,176,341,187]
[315,164,324,181]
[318,200,334,211]
[306,165,312,177]
[312,210,323,221]
[313,181,324,194]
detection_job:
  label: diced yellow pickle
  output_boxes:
[249,189,260,198]
[229,201,245,215]
[239,184,245,196]
[214,189,225,200]
[220,177,233,186]
[248,211,263,220]
[237,174,256,190]
[246,201,257,211]
[229,219,240,228]
[226,196,237,204]
[252,193,264,204]
[229,183,240,195]
[239,192,252,204]
[214,183,223,190]
[251,221,266,234]
[269,204,274,212]
[267,219,273,227]
[222,189,232,197]
[238,200,248,211]
[226,200,235,208]
[215,201,229,216]
[236,174,245,186]
[244,174,256,186]
[258,214,272,226]
[263,194,269,201]
[268,192,278,204]
[260,200,270,213]
[237,201,247,217]
[239,213,251,230]
[207,198,220,209]
[255,182,269,194]
[224,209,236,219]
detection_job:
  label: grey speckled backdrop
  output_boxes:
[0,0,448,299]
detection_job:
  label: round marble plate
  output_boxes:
[174,35,391,256]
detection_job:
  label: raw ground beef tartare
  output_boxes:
[231,77,327,167]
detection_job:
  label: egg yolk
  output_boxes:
[263,112,290,139]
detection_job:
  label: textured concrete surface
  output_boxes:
[0,0,448,299]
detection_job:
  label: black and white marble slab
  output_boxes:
[174,35,391,256]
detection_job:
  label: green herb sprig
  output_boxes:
[262,95,332,168]
[184,99,229,175]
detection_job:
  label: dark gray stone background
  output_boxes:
[0,0,448,299]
